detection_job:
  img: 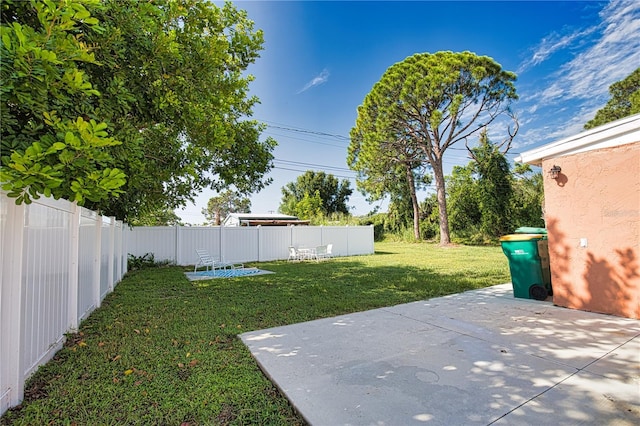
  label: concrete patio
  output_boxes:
[240,283,640,425]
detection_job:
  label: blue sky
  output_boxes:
[177,0,640,224]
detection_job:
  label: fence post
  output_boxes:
[175,225,181,265]
[67,203,81,331]
[0,199,26,413]
[289,224,294,248]
[257,225,262,262]
[107,217,115,292]
[220,225,224,261]
[345,225,350,256]
[122,224,129,276]
[114,222,122,282]
[93,215,102,308]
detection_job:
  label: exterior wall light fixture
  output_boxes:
[549,165,562,179]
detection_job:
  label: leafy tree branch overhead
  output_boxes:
[0,0,125,205]
[1,0,276,221]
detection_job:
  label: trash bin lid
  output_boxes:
[514,227,547,234]
[500,233,545,241]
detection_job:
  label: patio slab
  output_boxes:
[240,283,640,425]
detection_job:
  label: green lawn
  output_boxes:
[1,241,510,425]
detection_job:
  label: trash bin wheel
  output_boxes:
[529,284,548,301]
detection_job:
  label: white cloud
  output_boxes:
[515,0,640,150]
[551,0,640,111]
[518,28,595,74]
[297,68,330,94]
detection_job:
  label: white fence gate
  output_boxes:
[124,224,374,265]
[0,194,126,416]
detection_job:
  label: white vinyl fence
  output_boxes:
[125,224,375,266]
[0,194,374,416]
[0,194,126,416]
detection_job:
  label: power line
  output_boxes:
[272,166,356,180]
[258,119,350,141]
[263,130,347,149]
[274,159,354,173]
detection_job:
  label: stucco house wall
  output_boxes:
[542,143,639,319]
[518,114,640,319]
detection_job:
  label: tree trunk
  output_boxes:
[405,166,421,240]
[432,160,451,246]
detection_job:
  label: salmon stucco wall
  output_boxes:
[542,142,640,319]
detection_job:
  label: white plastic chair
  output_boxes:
[288,246,303,262]
[317,244,333,261]
[194,249,242,272]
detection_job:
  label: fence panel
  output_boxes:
[78,209,98,322]
[291,226,323,251]
[346,226,375,255]
[125,225,374,265]
[124,226,177,263]
[258,227,292,261]
[0,197,24,415]
[21,199,72,379]
[176,227,221,266]
[223,227,259,263]
[318,227,349,257]
[0,193,125,417]
[100,217,111,299]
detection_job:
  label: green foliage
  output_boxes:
[356,213,386,241]
[419,194,440,241]
[126,253,156,271]
[471,130,513,237]
[202,190,251,225]
[1,0,125,205]
[279,170,352,216]
[126,253,173,270]
[446,164,481,235]
[77,0,275,220]
[128,207,183,227]
[510,164,545,229]
[293,190,324,220]
[349,51,518,245]
[446,146,544,244]
[2,242,508,425]
[585,67,640,129]
[2,0,275,220]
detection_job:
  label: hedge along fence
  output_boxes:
[0,193,126,416]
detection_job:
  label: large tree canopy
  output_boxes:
[1,0,275,221]
[279,171,352,217]
[349,51,518,245]
[585,67,640,129]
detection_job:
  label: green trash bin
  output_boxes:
[514,227,552,294]
[514,227,548,235]
[500,233,552,300]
